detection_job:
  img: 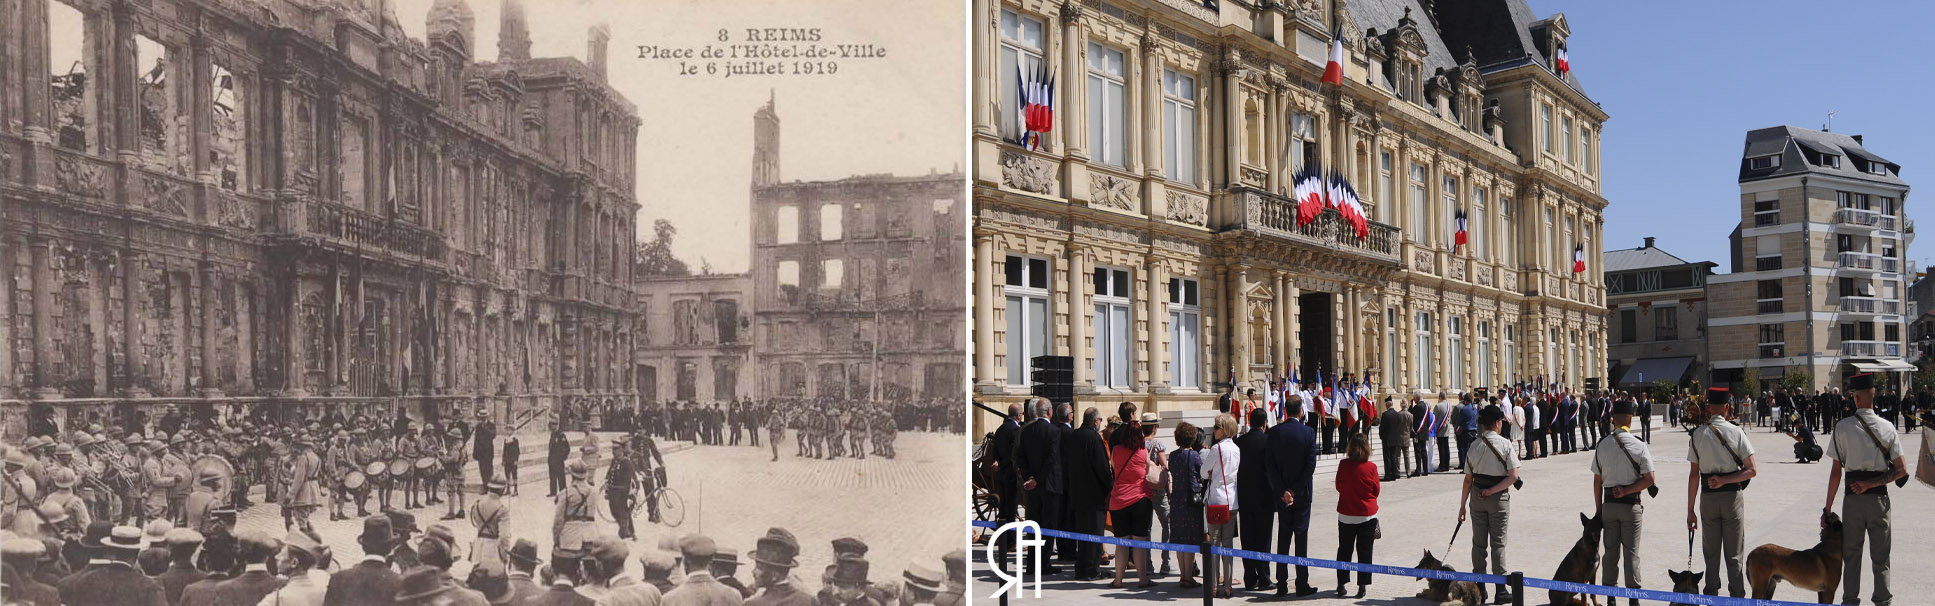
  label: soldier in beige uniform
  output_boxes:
[1457,405,1519,605]
[1823,372,1905,606]
[552,458,599,576]
[1686,386,1756,598]
[1590,399,1654,605]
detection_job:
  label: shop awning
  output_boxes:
[1849,359,1916,372]
[1617,356,1695,386]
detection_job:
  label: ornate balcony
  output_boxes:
[1226,188,1400,266]
[274,198,447,262]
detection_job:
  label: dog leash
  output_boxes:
[1685,529,1695,570]
[1447,518,1464,556]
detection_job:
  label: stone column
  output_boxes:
[1265,84,1282,193]
[1059,3,1085,160]
[0,237,11,397]
[1272,273,1287,374]
[122,252,147,396]
[1345,286,1362,375]
[28,238,54,397]
[234,281,253,394]
[1332,290,1347,378]
[21,0,52,141]
[190,34,212,181]
[973,232,997,390]
[282,273,306,396]
[1228,265,1250,387]
[971,0,994,137]
[110,3,139,160]
[1284,277,1301,373]
[1266,275,1282,374]
[1141,36,1163,180]
[1065,244,1087,388]
[1145,256,1166,393]
[1125,38,1144,175]
[1224,63,1244,186]
[197,263,221,396]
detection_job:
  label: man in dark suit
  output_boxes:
[473,410,497,485]
[1264,396,1320,597]
[1059,407,1111,581]
[548,421,571,497]
[209,529,283,606]
[324,515,403,606]
[506,539,547,605]
[59,526,166,606]
[1013,399,1064,573]
[990,403,1024,564]
[1233,408,1275,591]
[1378,400,1410,481]
[1053,403,1077,561]
[154,529,206,606]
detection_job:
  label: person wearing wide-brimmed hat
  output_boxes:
[60,525,166,606]
[3,536,61,606]
[393,565,464,606]
[439,425,471,522]
[324,428,354,522]
[469,478,511,571]
[4,448,40,531]
[182,465,224,535]
[662,534,741,606]
[710,546,754,599]
[744,527,811,606]
[284,433,322,533]
[550,459,599,573]
[504,538,547,604]
[821,553,876,606]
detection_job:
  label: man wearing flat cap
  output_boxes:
[59,525,166,606]
[325,515,405,606]
[2,537,60,606]
[155,528,206,606]
[578,536,662,606]
[745,528,812,606]
[640,548,679,594]
[1824,372,1906,606]
[664,535,744,606]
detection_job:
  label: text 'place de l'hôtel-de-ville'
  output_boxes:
[0,0,645,431]
[969,0,1609,428]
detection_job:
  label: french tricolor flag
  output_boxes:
[1293,164,1326,226]
[1573,244,1587,274]
[1322,26,1345,86]
[1454,209,1469,250]
[1554,46,1571,75]
[1331,172,1369,240]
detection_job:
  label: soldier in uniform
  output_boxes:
[351,431,381,516]
[420,425,448,508]
[605,438,640,540]
[746,527,811,606]
[470,479,511,572]
[3,450,38,531]
[849,408,868,460]
[1687,386,1756,598]
[1590,399,1654,605]
[284,436,321,532]
[325,430,353,521]
[41,467,90,533]
[183,467,224,535]
[161,435,193,524]
[397,422,424,509]
[768,405,785,462]
[552,459,598,576]
[1824,372,1906,606]
[441,426,470,521]
[1458,405,1519,605]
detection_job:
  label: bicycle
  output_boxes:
[631,466,685,527]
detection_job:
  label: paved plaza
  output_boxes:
[973,419,1933,605]
[232,431,966,583]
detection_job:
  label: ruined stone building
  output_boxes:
[0,0,641,436]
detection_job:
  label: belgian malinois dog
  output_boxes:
[1747,512,1844,603]
[1413,550,1483,606]
[1665,569,1705,606]
[1548,512,1604,606]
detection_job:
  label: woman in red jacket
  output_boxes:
[1107,402,1156,589]
[1334,432,1380,598]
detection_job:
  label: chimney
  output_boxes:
[497,0,531,61]
[1852,134,1864,145]
[1643,237,1655,249]
[587,24,610,81]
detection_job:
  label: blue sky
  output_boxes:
[1542,0,1935,271]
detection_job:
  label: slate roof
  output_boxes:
[1738,125,1907,186]
[1347,0,1589,96]
[1604,245,1702,273]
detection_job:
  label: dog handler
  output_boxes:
[1824,372,1905,606]
[1687,386,1756,598]
[1457,405,1518,605]
[1591,398,1654,606]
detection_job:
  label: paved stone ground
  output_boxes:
[973,419,1933,605]
[233,431,966,584]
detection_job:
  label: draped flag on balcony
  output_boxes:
[1326,170,1370,240]
[1293,164,1326,226]
[1322,25,1346,86]
[1017,63,1055,150]
[1454,208,1469,251]
[1554,46,1571,75]
[1573,244,1587,274]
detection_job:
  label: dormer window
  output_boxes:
[1866,161,1889,176]
[1817,154,1840,168]
[1748,155,1779,170]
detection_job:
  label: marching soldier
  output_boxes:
[352,431,381,516]
[1824,372,1906,606]
[1688,386,1756,598]
[41,468,89,533]
[3,450,37,531]
[551,459,598,574]
[1458,405,1519,605]
[183,467,223,535]
[1591,399,1654,605]
[162,434,193,523]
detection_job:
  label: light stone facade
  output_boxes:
[969,0,1608,432]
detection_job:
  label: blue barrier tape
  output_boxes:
[973,518,1824,606]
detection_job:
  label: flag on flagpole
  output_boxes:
[1322,26,1346,86]
[1554,46,1571,75]
[1574,245,1587,274]
[1018,63,1056,150]
[1293,164,1327,227]
[1332,171,1369,239]
[1454,209,1469,250]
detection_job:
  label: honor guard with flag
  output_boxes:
[1824,372,1906,606]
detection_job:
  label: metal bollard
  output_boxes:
[1202,542,1214,605]
[1507,571,1524,606]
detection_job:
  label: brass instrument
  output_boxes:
[188,455,236,508]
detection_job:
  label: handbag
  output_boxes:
[1205,445,1232,525]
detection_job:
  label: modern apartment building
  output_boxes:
[1605,238,1714,390]
[1707,126,1913,390]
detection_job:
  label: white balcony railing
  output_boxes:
[1833,208,1898,231]
[1837,251,1899,273]
[1838,296,1901,316]
[1841,340,1900,357]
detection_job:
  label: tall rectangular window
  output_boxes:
[1169,278,1201,388]
[1087,42,1128,168]
[1092,267,1132,388]
[1471,187,1487,260]
[1409,163,1427,243]
[1501,199,1514,265]
[134,34,175,164]
[1162,69,1198,185]
[819,204,843,241]
[1758,323,1784,358]
[998,9,1047,143]
[775,205,799,244]
[1757,280,1784,314]
[1005,255,1052,385]
[209,63,245,191]
[1443,175,1459,247]
[1562,116,1574,164]
[1654,305,1678,341]
[1503,324,1516,381]
[1582,130,1595,174]
[1541,104,1554,153]
[50,2,92,152]
[1416,312,1434,390]
[1378,151,1395,223]
[1619,308,1637,343]
[340,115,369,209]
[1289,113,1317,171]
[1477,321,1492,388]
[1448,316,1465,390]
[1387,308,1401,390]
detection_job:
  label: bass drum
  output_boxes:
[364,462,388,484]
[188,455,236,507]
[415,457,437,477]
[342,470,367,492]
[389,458,412,480]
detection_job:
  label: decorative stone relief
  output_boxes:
[55,156,106,198]
[1503,272,1517,292]
[1448,260,1465,281]
[1165,191,1207,226]
[1089,173,1138,211]
[1477,267,1493,287]
[1413,250,1433,272]
[142,176,190,217]
[216,195,256,230]
[999,150,1056,195]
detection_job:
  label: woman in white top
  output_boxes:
[1200,413,1242,598]
[1510,400,1527,457]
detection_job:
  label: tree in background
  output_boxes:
[635,219,691,278]
[1779,369,1811,394]
[1915,353,1935,393]
[1742,367,1761,401]
[1648,379,1675,403]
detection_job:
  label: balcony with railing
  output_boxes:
[1841,340,1900,357]
[1836,251,1898,274]
[1838,296,1901,317]
[1832,208,1897,232]
[1226,188,1400,266]
[275,199,447,261]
